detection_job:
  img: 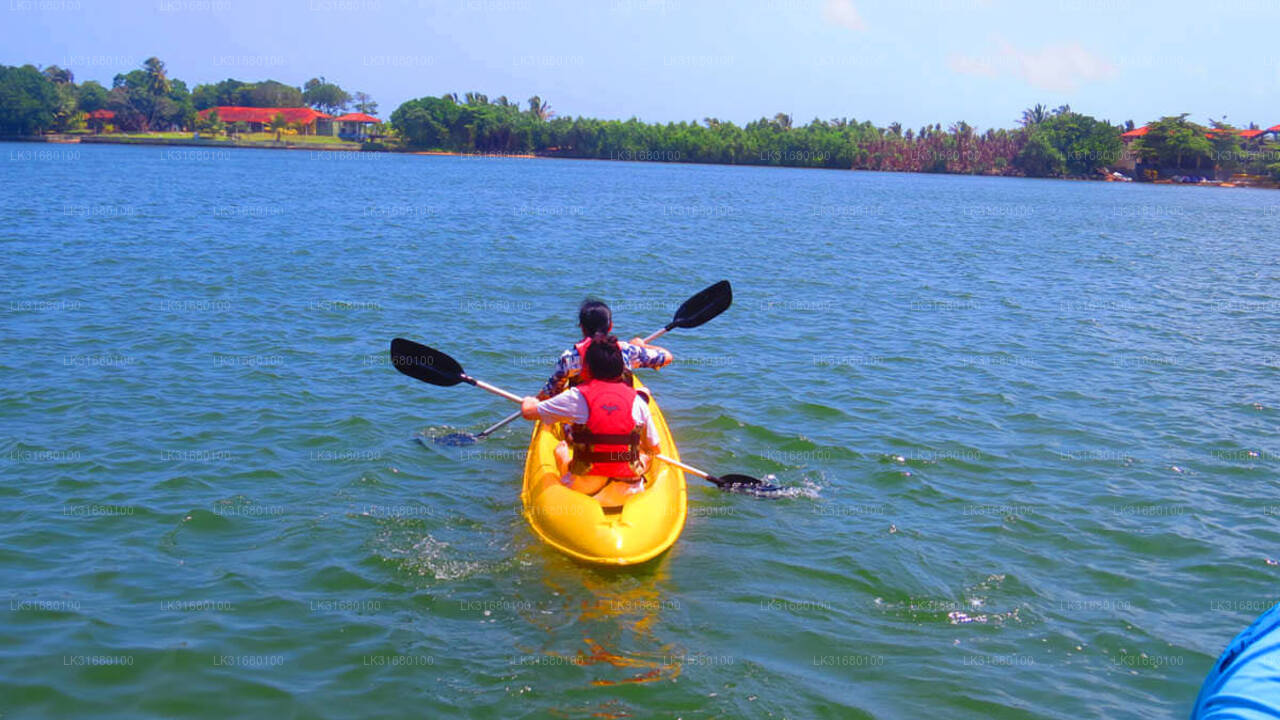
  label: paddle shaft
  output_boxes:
[468,377,523,403]
[478,410,522,438]
[656,453,709,480]
[642,327,669,343]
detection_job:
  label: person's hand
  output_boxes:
[629,337,646,347]
[521,397,540,421]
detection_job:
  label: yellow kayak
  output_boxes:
[520,380,688,566]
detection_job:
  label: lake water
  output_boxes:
[2,141,1278,718]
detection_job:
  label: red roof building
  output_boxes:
[332,112,381,139]
[86,109,115,120]
[197,106,333,134]
[332,112,380,124]
[1125,124,1275,142]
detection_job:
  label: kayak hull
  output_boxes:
[520,381,687,566]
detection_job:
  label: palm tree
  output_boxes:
[143,57,171,97]
[527,96,553,121]
[772,113,792,130]
[465,92,488,106]
[1020,103,1048,127]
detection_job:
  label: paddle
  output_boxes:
[391,339,772,493]
[655,454,776,492]
[452,280,734,444]
[389,338,521,402]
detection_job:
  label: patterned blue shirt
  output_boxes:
[538,341,672,399]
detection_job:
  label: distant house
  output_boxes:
[197,106,333,135]
[1115,126,1149,170]
[1120,126,1149,142]
[86,109,114,134]
[1127,123,1275,144]
[1123,123,1278,157]
[332,112,380,140]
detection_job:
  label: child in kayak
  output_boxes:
[537,299,673,400]
[521,333,661,507]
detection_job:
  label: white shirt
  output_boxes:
[534,387,662,449]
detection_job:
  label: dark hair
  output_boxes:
[578,299,611,336]
[584,333,625,380]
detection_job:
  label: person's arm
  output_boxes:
[537,350,576,400]
[521,388,587,424]
[624,339,673,370]
[634,399,662,453]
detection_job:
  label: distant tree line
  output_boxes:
[0,57,376,134]
[2,55,1277,180]
[390,94,1279,180]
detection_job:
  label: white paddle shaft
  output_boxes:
[656,453,709,480]
[472,379,523,404]
[642,327,669,344]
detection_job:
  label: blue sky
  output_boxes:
[3,0,1277,129]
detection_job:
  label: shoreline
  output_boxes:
[5,134,1276,190]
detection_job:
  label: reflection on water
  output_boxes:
[519,560,685,714]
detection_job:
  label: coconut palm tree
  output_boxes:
[144,57,171,97]
[527,96,553,120]
[1021,103,1049,126]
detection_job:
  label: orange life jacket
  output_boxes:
[568,379,642,479]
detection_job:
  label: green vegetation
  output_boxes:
[0,65,60,134]
[1016,104,1123,177]
[191,78,302,109]
[103,57,196,131]
[391,93,1035,174]
[0,56,381,139]
[1133,114,1214,170]
[302,77,351,115]
[2,54,1278,184]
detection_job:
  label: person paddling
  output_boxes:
[521,334,661,507]
[537,299,673,400]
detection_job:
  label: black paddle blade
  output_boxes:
[390,338,466,386]
[669,280,732,330]
[433,432,477,446]
[712,473,784,495]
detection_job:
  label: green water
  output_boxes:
[2,142,1279,718]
